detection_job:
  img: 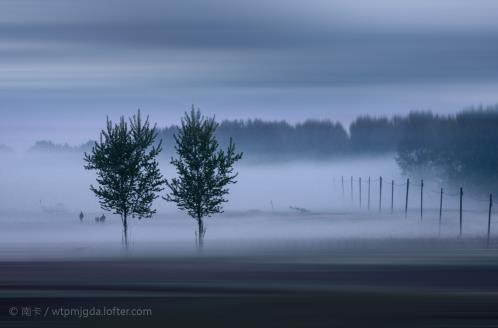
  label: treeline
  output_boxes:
[347,106,498,188]
[157,107,498,189]
[158,119,350,160]
[24,106,498,187]
[28,119,378,158]
[395,107,498,189]
[29,140,94,153]
[344,106,498,188]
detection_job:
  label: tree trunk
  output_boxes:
[196,218,205,252]
[122,215,129,250]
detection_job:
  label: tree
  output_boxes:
[164,108,243,250]
[395,108,498,191]
[84,111,165,249]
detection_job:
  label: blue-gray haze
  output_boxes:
[1,0,498,148]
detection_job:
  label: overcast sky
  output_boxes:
[2,0,498,148]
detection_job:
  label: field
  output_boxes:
[0,209,497,327]
[1,155,498,326]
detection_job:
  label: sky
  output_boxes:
[2,0,498,148]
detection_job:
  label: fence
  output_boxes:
[339,175,495,248]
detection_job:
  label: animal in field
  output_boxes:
[95,214,106,223]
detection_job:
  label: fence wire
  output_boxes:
[335,175,496,247]
[336,175,493,214]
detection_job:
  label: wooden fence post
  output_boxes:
[368,177,371,210]
[379,176,382,214]
[487,193,493,249]
[350,176,354,205]
[459,187,463,238]
[341,176,345,201]
[359,177,362,208]
[405,178,410,218]
[439,188,443,236]
[391,180,394,215]
[420,179,424,221]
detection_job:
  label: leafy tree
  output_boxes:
[84,111,165,249]
[395,108,498,191]
[164,109,243,250]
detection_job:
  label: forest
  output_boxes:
[24,106,498,188]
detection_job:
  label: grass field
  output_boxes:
[0,209,497,327]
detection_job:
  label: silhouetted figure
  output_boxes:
[94,214,106,223]
[79,211,84,222]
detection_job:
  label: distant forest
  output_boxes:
[29,140,95,154]
[25,106,498,187]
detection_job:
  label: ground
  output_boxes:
[1,247,498,327]
[0,206,497,327]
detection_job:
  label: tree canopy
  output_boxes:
[164,109,242,249]
[84,111,165,248]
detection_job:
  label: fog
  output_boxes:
[0,152,495,260]
[0,152,402,212]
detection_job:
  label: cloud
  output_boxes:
[1,0,498,147]
[1,0,498,90]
